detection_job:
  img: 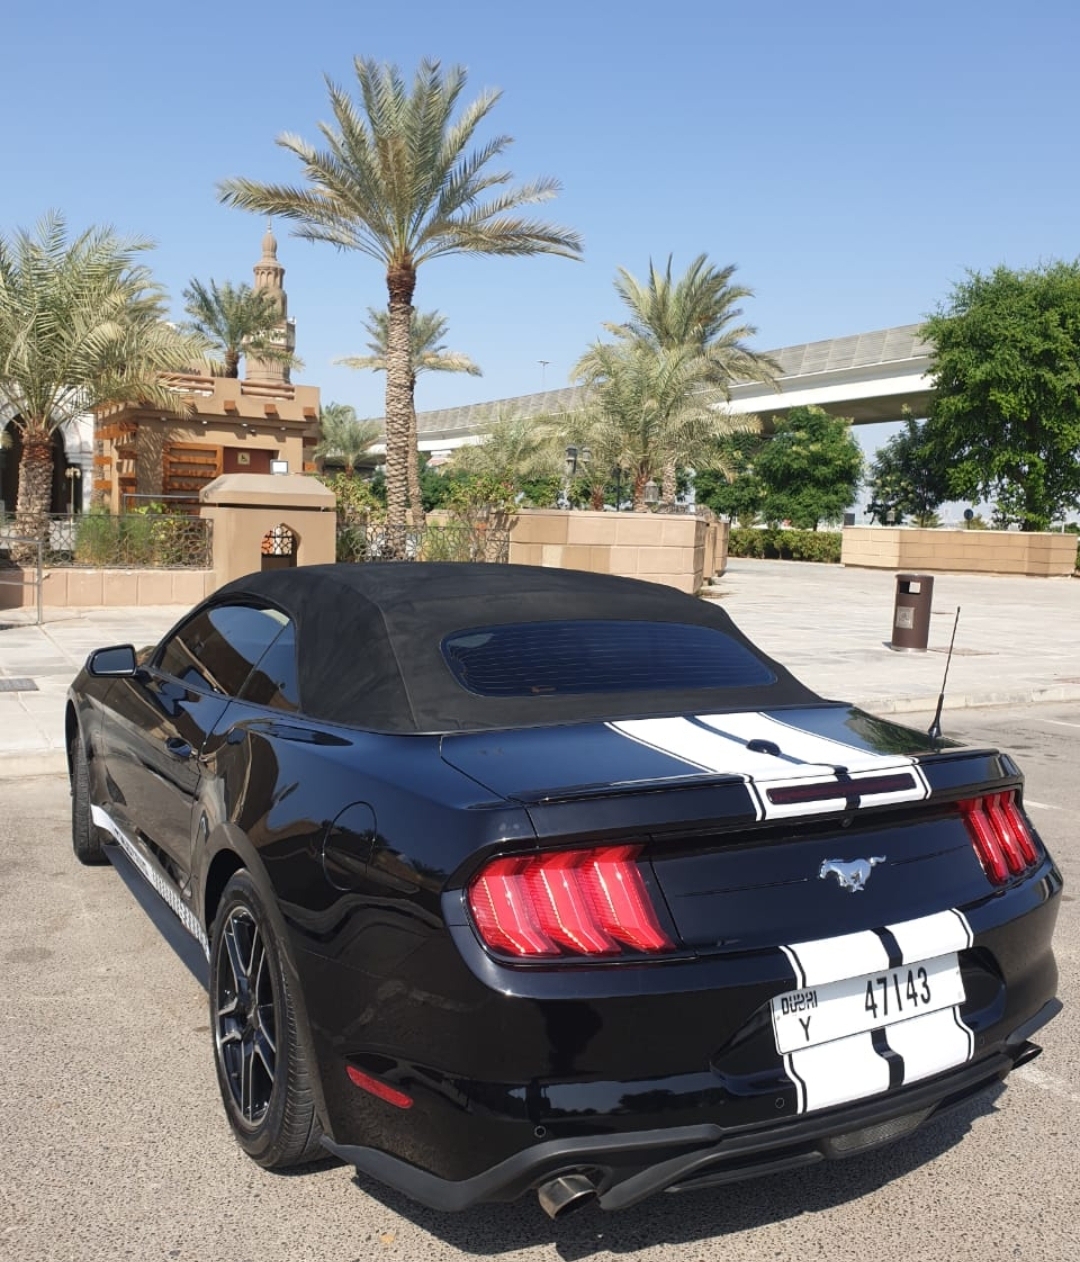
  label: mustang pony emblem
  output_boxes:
[818,856,886,892]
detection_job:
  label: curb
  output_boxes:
[852,683,1080,716]
[0,752,68,781]
[2,687,1079,781]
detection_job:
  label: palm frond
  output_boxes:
[335,306,481,378]
[0,213,205,432]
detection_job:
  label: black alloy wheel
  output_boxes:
[71,736,109,865]
[210,870,323,1167]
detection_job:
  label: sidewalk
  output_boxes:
[1,560,1078,779]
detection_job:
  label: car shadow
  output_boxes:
[343,1085,1004,1258]
[102,842,1009,1256]
[107,843,209,989]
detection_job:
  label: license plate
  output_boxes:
[771,954,965,1054]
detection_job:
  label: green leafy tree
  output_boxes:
[865,411,949,526]
[313,401,381,473]
[218,56,581,550]
[338,307,481,523]
[923,262,1080,530]
[603,254,777,500]
[693,431,767,524]
[754,405,862,529]
[181,277,301,379]
[0,214,205,552]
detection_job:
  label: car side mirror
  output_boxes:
[87,645,138,678]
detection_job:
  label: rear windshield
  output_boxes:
[441,619,777,697]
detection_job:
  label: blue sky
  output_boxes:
[4,0,1079,475]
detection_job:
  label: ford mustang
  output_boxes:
[66,563,1062,1218]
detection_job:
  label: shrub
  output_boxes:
[728,527,842,564]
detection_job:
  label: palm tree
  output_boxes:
[313,401,381,474]
[451,409,562,482]
[607,255,778,500]
[0,214,205,552]
[181,278,301,378]
[338,308,481,524]
[572,339,729,510]
[218,56,582,549]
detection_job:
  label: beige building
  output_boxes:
[93,229,320,513]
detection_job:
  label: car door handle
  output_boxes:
[165,737,194,760]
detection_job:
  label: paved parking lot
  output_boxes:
[0,703,1076,1261]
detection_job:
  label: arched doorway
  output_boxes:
[260,523,298,571]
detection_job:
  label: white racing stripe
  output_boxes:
[779,908,976,1113]
[610,713,929,820]
[611,717,804,778]
[608,717,765,819]
[787,1032,891,1113]
[784,930,892,988]
[888,909,973,960]
[698,712,892,771]
[885,1007,973,1083]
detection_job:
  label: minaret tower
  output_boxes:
[246,222,297,385]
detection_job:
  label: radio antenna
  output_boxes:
[928,607,961,743]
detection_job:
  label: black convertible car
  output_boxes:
[66,563,1062,1218]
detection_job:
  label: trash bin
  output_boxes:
[890,573,934,651]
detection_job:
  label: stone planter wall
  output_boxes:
[0,566,216,610]
[508,510,725,595]
[841,527,1077,577]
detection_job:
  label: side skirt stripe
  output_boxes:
[91,805,210,958]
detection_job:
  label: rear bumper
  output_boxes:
[322,1000,1059,1211]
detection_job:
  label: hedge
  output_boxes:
[728,527,842,564]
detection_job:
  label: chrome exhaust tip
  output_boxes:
[537,1172,597,1220]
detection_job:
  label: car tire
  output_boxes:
[210,870,323,1168]
[71,736,109,866]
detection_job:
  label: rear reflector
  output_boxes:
[468,845,674,958]
[961,791,1040,885]
[346,1065,413,1110]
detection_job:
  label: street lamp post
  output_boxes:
[644,478,659,509]
[611,465,623,511]
[64,466,82,517]
[563,445,590,508]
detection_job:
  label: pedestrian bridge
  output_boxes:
[413,323,933,453]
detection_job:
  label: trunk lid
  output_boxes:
[441,705,1020,950]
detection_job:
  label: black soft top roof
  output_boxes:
[216,563,820,734]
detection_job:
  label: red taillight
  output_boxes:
[961,791,1040,885]
[467,845,674,958]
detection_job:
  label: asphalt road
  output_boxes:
[1,703,1077,1262]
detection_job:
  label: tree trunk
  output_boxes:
[224,349,241,378]
[406,377,426,528]
[12,424,54,565]
[384,264,417,557]
[661,458,677,505]
[590,482,606,511]
[632,470,647,513]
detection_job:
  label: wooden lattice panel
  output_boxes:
[163,442,223,507]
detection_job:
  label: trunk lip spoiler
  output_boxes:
[506,746,1010,807]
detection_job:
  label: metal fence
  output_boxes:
[337,520,511,565]
[0,513,213,569]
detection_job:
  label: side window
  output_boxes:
[156,604,288,697]
[239,623,300,712]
